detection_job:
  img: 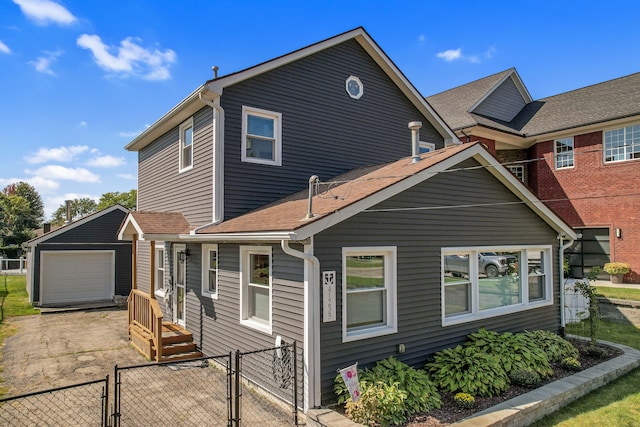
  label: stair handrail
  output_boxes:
[128,289,163,361]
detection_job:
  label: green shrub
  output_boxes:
[427,344,509,397]
[344,380,407,427]
[561,357,582,371]
[453,392,475,409]
[525,330,579,362]
[586,344,608,359]
[466,328,553,379]
[509,368,541,388]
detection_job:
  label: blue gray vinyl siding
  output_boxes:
[314,159,562,404]
[135,240,151,295]
[138,107,214,227]
[220,39,444,220]
[31,208,132,302]
[473,76,526,122]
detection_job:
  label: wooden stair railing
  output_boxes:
[128,289,163,361]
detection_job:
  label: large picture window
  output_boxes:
[202,244,218,299]
[179,118,194,172]
[442,246,552,326]
[604,124,640,163]
[240,246,272,334]
[241,106,282,166]
[555,137,574,169]
[342,247,397,342]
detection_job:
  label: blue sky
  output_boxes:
[1,0,639,219]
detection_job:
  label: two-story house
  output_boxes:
[118,28,576,410]
[428,69,640,283]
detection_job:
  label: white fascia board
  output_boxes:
[30,205,129,246]
[178,231,298,242]
[117,214,144,241]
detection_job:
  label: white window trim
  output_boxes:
[179,117,194,172]
[241,106,282,166]
[507,165,525,183]
[342,246,397,343]
[419,141,436,153]
[603,124,640,164]
[201,244,218,299]
[154,243,166,299]
[554,136,574,169]
[441,245,553,327]
[240,245,273,335]
[345,75,364,99]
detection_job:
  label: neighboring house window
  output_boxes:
[442,246,552,326]
[342,247,397,342]
[155,244,166,298]
[202,244,218,298]
[555,137,574,169]
[419,141,435,153]
[604,124,640,163]
[507,165,525,183]
[179,118,194,172]
[240,246,272,334]
[242,106,282,166]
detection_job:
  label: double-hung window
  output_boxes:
[242,106,282,166]
[240,246,272,334]
[202,244,218,298]
[154,245,166,298]
[342,247,397,342]
[442,246,552,326]
[179,118,194,172]
[555,137,574,169]
[604,124,640,163]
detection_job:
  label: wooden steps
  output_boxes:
[129,322,203,362]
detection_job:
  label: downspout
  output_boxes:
[281,239,321,412]
[558,234,575,337]
[194,90,225,233]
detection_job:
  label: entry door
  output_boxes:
[173,245,187,326]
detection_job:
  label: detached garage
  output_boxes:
[26,205,132,306]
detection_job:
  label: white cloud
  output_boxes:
[25,165,100,183]
[0,40,11,54]
[78,121,87,128]
[77,34,176,81]
[25,145,89,164]
[29,50,63,75]
[87,155,126,168]
[120,124,150,138]
[436,48,462,62]
[13,0,77,26]
[418,34,426,44]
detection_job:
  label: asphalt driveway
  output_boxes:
[2,307,144,397]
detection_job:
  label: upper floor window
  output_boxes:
[442,246,552,326]
[179,118,194,172]
[342,247,397,342]
[240,246,272,334]
[419,141,435,153]
[604,124,640,163]
[202,244,218,299]
[242,106,282,166]
[507,165,525,183]
[555,137,574,169]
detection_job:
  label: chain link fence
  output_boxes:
[0,377,109,426]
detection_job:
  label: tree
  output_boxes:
[2,182,44,230]
[97,189,137,210]
[51,198,98,225]
[1,182,43,252]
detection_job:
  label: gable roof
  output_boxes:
[426,68,531,132]
[125,27,456,152]
[118,211,192,241]
[27,205,129,246]
[429,69,640,140]
[190,142,576,242]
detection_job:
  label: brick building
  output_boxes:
[428,69,640,282]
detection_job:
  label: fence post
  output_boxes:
[102,374,109,427]
[234,350,241,427]
[227,352,233,427]
[112,365,120,427]
[293,341,298,426]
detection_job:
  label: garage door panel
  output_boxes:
[41,251,114,305]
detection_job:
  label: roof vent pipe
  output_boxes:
[64,200,72,224]
[306,175,319,220]
[212,66,219,79]
[408,121,422,163]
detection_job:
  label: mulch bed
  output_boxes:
[403,339,622,426]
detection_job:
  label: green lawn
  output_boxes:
[532,319,640,426]
[596,286,640,301]
[0,274,39,397]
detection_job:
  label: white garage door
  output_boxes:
[41,251,115,305]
